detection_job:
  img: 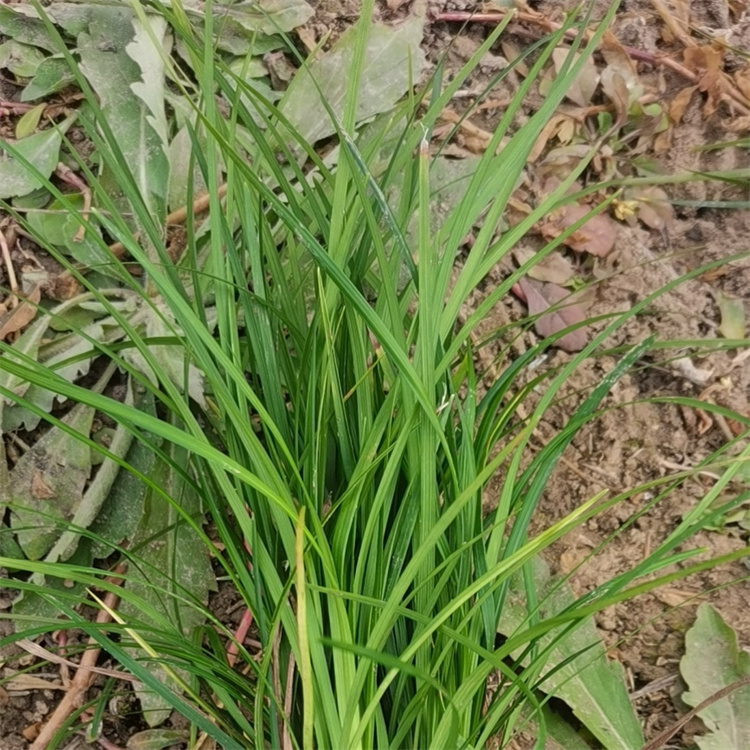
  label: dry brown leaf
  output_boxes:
[516,277,589,352]
[725,115,750,132]
[552,48,599,107]
[513,247,576,285]
[669,84,699,123]
[600,30,639,78]
[541,204,617,257]
[31,471,55,499]
[0,284,41,341]
[628,186,675,231]
[683,45,726,117]
[734,69,750,101]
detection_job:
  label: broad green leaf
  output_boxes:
[681,603,750,750]
[120,442,216,726]
[11,538,93,628]
[0,5,58,51]
[219,0,314,36]
[167,126,206,212]
[15,103,46,139]
[9,401,95,560]
[0,39,46,77]
[89,387,159,559]
[44,383,135,563]
[0,115,75,199]
[123,300,206,406]
[77,6,169,227]
[26,195,114,273]
[498,557,644,750]
[21,56,77,102]
[280,13,425,145]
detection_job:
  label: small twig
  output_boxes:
[0,223,20,299]
[29,565,128,750]
[640,675,750,750]
[108,183,228,260]
[226,607,254,668]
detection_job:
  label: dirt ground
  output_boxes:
[1,0,749,748]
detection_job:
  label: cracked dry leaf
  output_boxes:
[541,204,617,258]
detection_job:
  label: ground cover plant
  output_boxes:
[0,0,749,748]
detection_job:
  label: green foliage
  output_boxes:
[681,604,750,750]
[0,0,749,748]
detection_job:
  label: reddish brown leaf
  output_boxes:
[0,285,42,341]
[541,204,617,257]
[516,277,589,352]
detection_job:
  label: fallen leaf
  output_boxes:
[513,247,575,285]
[515,277,589,352]
[280,13,425,145]
[669,84,699,124]
[31,471,55,499]
[541,204,617,257]
[681,604,750,750]
[0,284,41,340]
[627,186,674,231]
[0,115,75,200]
[552,48,599,107]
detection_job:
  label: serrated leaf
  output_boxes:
[0,115,75,200]
[681,604,750,750]
[77,6,169,227]
[280,14,425,145]
[21,56,76,102]
[498,557,644,750]
[120,442,215,726]
[9,401,95,560]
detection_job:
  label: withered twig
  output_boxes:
[0,222,20,300]
[29,565,128,750]
[108,183,228,261]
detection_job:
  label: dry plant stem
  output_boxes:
[29,565,127,750]
[640,674,750,750]
[55,163,92,242]
[433,10,750,116]
[649,0,695,49]
[108,183,228,260]
[226,607,254,668]
[282,651,296,750]
[0,224,20,299]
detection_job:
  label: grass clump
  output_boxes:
[0,1,749,748]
